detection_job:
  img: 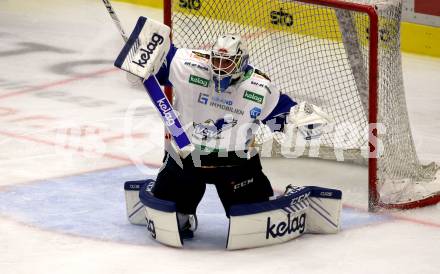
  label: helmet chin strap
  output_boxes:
[213,72,245,93]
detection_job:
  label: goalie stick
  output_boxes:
[102,0,128,42]
[102,0,142,87]
[101,0,194,158]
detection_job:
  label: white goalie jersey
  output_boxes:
[155,45,297,154]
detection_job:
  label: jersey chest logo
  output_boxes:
[189,74,210,87]
[192,117,237,140]
[243,90,264,104]
[196,93,245,116]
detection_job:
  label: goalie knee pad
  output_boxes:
[139,183,184,247]
[124,178,155,225]
[125,178,199,247]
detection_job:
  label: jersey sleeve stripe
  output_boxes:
[155,44,178,86]
[261,93,297,132]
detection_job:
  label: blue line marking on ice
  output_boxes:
[0,165,229,249]
[0,166,160,245]
[0,166,391,249]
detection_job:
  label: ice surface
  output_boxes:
[0,1,439,273]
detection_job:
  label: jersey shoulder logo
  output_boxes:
[242,67,254,81]
[190,51,210,61]
[250,107,262,119]
[254,69,271,81]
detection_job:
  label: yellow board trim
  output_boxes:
[401,22,440,58]
[114,0,163,9]
[116,0,440,58]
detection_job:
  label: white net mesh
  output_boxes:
[167,0,440,208]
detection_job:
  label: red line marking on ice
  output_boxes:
[0,106,18,116]
[0,163,132,192]
[9,115,55,122]
[0,129,130,162]
[0,67,117,100]
[391,214,440,228]
[0,130,161,168]
[343,204,440,229]
[102,132,149,143]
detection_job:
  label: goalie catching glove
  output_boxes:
[286,102,333,140]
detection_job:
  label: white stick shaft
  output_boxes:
[102,0,128,42]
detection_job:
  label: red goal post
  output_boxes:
[162,0,440,211]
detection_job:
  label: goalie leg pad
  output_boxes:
[139,183,183,248]
[226,185,342,250]
[307,186,343,234]
[124,178,155,225]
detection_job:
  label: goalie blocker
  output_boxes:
[114,16,194,157]
[114,16,170,79]
[124,179,342,249]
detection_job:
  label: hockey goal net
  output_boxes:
[163,0,440,211]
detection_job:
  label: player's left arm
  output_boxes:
[261,84,333,140]
[260,89,297,133]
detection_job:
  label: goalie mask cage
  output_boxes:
[163,0,440,211]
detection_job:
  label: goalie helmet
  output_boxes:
[210,34,249,93]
